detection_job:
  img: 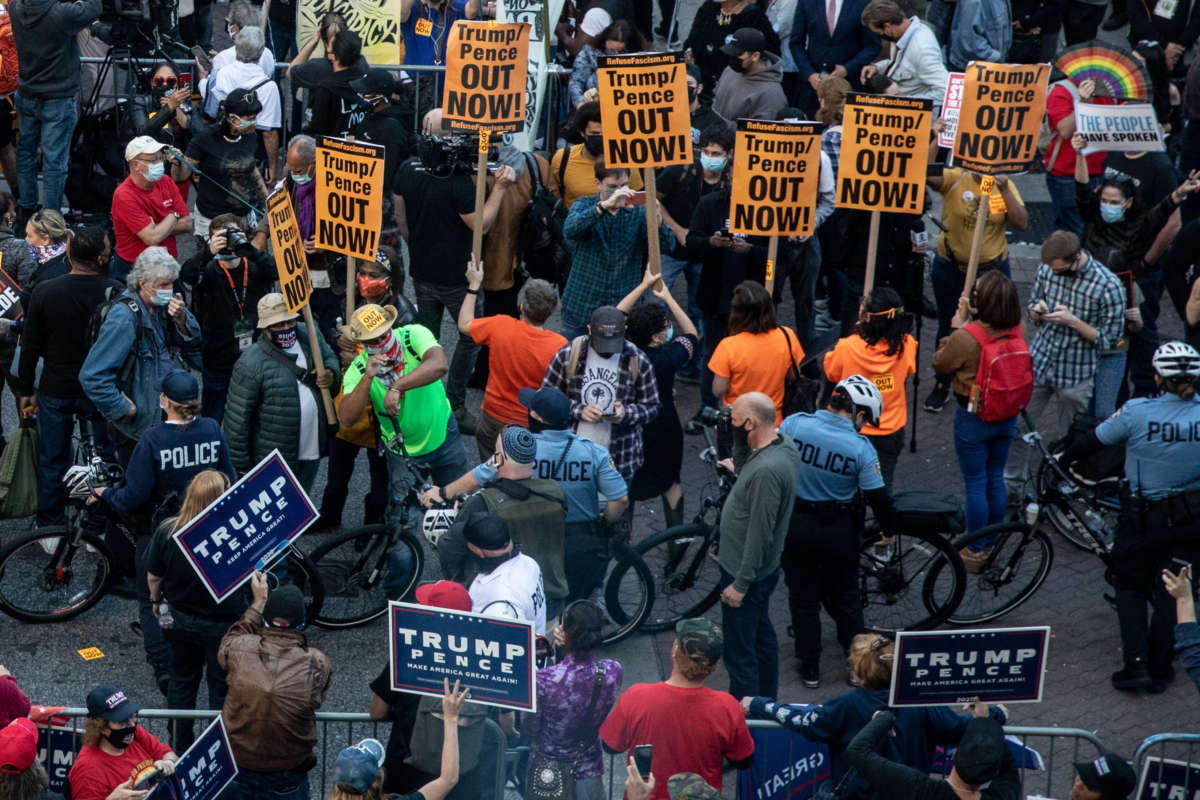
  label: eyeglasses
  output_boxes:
[152,76,178,88]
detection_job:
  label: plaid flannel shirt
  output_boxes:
[542,339,661,481]
[1027,255,1125,388]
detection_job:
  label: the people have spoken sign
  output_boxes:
[597,52,693,168]
[953,62,1050,174]
[315,136,385,262]
[889,626,1050,706]
[1075,103,1164,155]
[442,21,530,132]
[729,119,822,237]
[836,93,931,213]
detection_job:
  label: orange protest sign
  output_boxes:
[953,62,1050,174]
[77,647,104,661]
[315,135,385,262]
[836,93,931,213]
[442,21,530,132]
[267,190,313,314]
[596,52,692,169]
[729,119,822,237]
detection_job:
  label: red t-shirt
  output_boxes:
[468,314,567,425]
[1044,84,1114,177]
[67,727,171,800]
[111,175,188,262]
[599,682,754,800]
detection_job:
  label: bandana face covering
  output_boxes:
[29,241,66,264]
[367,330,406,385]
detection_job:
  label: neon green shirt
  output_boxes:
[341,324,451,457]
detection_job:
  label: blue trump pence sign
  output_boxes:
[389,601,537,712]
[148,717,238,800]
[1137,757,1200,800]
[174,451,317,602]
[889,627,1050,707]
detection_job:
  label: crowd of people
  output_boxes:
[1,0,1200,796]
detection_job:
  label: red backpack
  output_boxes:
[0,6,18,98]
[963,322,1034,421]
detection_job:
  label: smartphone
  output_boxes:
[1170,557,1192,576]
[633,744,653,780]
[628,190,646,206]
[177,72,192,92]
[191,44,213,74]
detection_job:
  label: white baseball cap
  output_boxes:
[580,7,612,37]
[124,135,167,162]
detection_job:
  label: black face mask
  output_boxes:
[687,86,697,103]
[584,135,604,157]
[728,55,747,72]
[527,412,548,435]
[105,726,137,750]
[477,550,516,574]
[733,421,751,451]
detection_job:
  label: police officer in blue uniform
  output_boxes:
[1064,341,1200,693]
[779,375,897,689]
[426,386,629,602]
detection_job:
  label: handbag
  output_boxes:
[814,766,857,800]
[780,327,818,417]
[405,695,489,774]
[525,664,605,800]
[0,417,37,519]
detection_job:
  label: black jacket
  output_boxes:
[1077,180,1181,272]
[10,0,101,98]
[685,188,769,316]
[179,249,277,372]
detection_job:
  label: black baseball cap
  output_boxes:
[720,28,766,56]
[953,717,1006,785]
[588,306,626,357]
[86,685,140,722]
[350,68,397,96]
[464,514,511,551]
[1076,755,1137,800]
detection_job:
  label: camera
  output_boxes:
[89,0,174,51]
[697,405,733,460]
[219,227,255,260]
[416,133,498,177]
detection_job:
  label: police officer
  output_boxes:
[778,375,897,690]
[1063,341,1200,693]
[91,370,237,695]
[424,386,629,603]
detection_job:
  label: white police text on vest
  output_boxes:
[160,441,224,470]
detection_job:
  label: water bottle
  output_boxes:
[157,601,174,630]
[1024,502,1040,526]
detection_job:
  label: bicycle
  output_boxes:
[609,416,967,635]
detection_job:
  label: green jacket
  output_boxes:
[222,323,340,471]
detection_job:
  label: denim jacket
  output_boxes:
[947,0,1013,70]
[79,290,201,440]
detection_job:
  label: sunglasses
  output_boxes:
[152,76,179,89]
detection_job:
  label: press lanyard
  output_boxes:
[221,258,249,319]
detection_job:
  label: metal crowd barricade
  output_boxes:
[602,721,1107,800]
[1133,734,1200,798]
[48,708,507,799]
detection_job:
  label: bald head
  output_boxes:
[734,392,777,426]
[423,108,450,136]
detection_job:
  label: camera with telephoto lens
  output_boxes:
[219,227,255,260]
[697,405,733,460]
[416,133,498,177]
[89,0,174,50]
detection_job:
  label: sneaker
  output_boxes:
[924,384,950,413]
[959,547,991,574]
[1111,661,1151,691]
[800,662,820,689]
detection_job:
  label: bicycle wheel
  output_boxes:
[280,547,325,624]
[626,523,721,632]
[1037,468,1119,553]
[0,529,112,623]
[948,522,1053,625]
[309,525,427,629]
[601,540,654,645]
[859,528,965,633]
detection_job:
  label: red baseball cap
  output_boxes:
[0,718,37,775]
[415,581,472,612]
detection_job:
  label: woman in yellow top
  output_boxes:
[823,288,916,489]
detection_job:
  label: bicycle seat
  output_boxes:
[891,491,965,535]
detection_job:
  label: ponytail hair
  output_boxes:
[1162,376,1198,401]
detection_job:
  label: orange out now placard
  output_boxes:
[729,119,823,237]
[267,190,312,313]
[315,135,385,262]
[596,52,692,169]
[837,93,932,213]
[442,21,530,132]
[953,61,1050,174]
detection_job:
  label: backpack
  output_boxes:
[0,6,18,98]
[87,289,143,393]
[963,323,1034,422]
[517,152,572,290]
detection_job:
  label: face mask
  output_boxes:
[700,154,727,172]
[665,324,674,341]
[105,726,137,750]
[733,421,751,450]
[527,412,548,435]
[290,171,313,184]
[1099,202,1125,223]
[231,116,256,132]
[584,135,604,157]
[271,326,298,349]
[152,289,173,306]
[477,551,515,574]
[357,274,389,298]
[144,162,165,183]
[687,86,697,103]
[365,330,397,356]
[729,55,746,72]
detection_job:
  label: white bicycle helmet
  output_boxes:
[835,375,884,427]
[63,465,95,501]
[1152,341,1200,379]
[421,507,457,546]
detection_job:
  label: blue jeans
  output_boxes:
[660,254,702,324]
[227,768,310,800]
[560,306,588,343]
[14,93,77,213]
[1091,351,1127,418]
[931,254,1010,385]
[719,566,780,700]
[1045,173,1082,236]
[953,405,1018,537]
[201,367,231,424]
[135,534,171,681]
[384,416,468,598]
[268,21,298,61]
[36,395,111,527]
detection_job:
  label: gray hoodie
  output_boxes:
[712,52,788,124]
[11,0,101,99]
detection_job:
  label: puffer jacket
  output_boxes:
[221,322,340,471]
[218,605,332,773]
[79,290,202,441]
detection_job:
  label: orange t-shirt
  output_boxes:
[708,326,803,424]
[469,314,568,425]
[823,333,917,436]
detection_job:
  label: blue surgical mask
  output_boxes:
[144,161,165,183]
[290,172,313,184]
[665,324,674,341]
[1099,202,1125,224]
[153,289,173,306]
[700,154,727,172]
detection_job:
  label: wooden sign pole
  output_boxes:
[862,210,882,295]
[962,188,992,298]
[644,167,661,282]
[472,133,489,262]
[764,236,778,295]
[301,304,336,423]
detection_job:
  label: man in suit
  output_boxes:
[789,0,880,113]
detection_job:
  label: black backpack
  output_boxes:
[517,152,572,290]
[86,288,143,392]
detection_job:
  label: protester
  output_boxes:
[683,0,781,102]
[19,210,71,296]
[210,28,282,183]
[946,0,1011,70]
[290,29,368,138]
[0,717,47,799]
[712,28,789,123]
[1045,79,1112,235]
[858,0,948,104]
[67,685,178,800]
[461,512,547,634]
[0,667,29,728]
[111,137,192,281]
[1162,566,1200,695]
[569,19,645,107]
[548,103,644,211]
[1069,754,1138,800]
